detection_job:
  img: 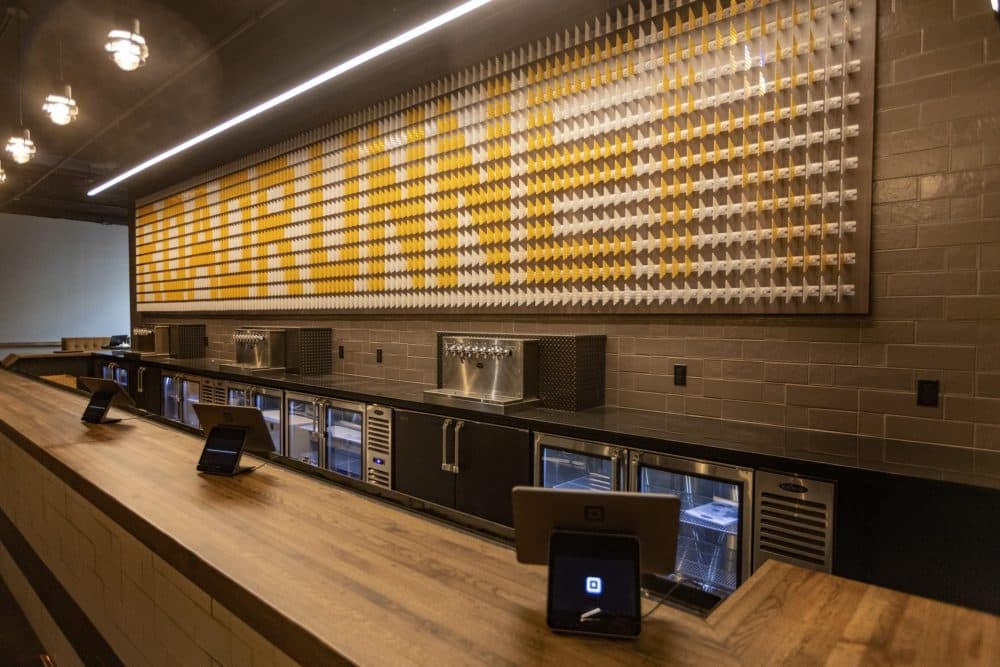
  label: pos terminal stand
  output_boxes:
[512,487,680,638]
[79,377,135,424]
[191,404,275,476]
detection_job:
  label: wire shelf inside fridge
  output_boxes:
[329,420,362,445]
[643,480,741,537]
[671,534,738,596]
[551,472,612,492]
[680,499,740,536]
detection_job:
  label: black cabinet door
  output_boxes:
[393,410,456,509]
[453,421,531,527]
[135,366,162,415]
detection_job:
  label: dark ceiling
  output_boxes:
[0,0,622,225]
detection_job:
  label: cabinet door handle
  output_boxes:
[137,367,145,393]
[628,453,639,491]
[440,418,454,472]
[452,421,464,475]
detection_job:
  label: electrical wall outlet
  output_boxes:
[338,345,344,359]
[917,379,939,407]
[673,364,687,386]
[376,348,383,363]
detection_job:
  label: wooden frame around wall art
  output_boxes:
[133,0,875,316]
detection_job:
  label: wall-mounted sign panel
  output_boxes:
[135,0,874,314]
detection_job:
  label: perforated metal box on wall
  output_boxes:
[538,335,606,411]
[168,324,207,359]
[753,471,835,574]
[286,328,333,376]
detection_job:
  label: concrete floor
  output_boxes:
[0,577,46,667]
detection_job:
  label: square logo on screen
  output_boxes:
[585,576,603,595]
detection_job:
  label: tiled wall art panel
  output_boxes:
[135,0,874,314]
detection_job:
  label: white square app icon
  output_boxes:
[585,576,603,595]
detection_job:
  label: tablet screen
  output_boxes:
[547,532,641,636]
[198,426,247,471]
[82,392,113,423]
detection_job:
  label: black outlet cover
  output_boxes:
[376,348,383,363]
[338,345,344,359]
[917,379,939,407]
[673,364,687,386]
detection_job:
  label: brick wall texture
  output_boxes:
[142,1,1000,488]
[0,433,298,667]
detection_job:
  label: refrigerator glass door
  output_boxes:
[325,405,363,480]
[114,367,129,391]
[637,466,741,598]
[162,376,181,422]
[227,387,250,407]
[286,397,321,467]
[253,392,282,454]
[181,379,201,428]
[538,439,616,491]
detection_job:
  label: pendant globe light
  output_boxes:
[105,18,149,71]
[43,85,78,125]
[43,34,79,126]
[5,8,36,165]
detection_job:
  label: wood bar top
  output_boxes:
[0,369,997,665]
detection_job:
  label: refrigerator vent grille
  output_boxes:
[753,471,835,573]
[365,405,392,490]
[200,378,227,405]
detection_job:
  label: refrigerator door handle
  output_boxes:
[440,419,454,472]
[314,401,325,469]
[610,449,621,491]
[452,421,464,475]
[137,367,145,393]
[628,452,639,491]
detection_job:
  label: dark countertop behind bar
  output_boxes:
[91,351,1000,491]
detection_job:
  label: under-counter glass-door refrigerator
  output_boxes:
[251,387,283,455]
[180,377,201,428]
[162,373,200,428]
[99,360,129,391]
[226,383,251,407]
[533,434,623,491]
[162,374,181,422]
[533,433,752,611]
[286,392,322,467]
[324,400,365,481]
[629,451,752,606]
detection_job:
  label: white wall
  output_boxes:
[0,213,130,343]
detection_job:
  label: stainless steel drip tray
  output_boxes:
[216,363,286,376]
[422,387,540,414]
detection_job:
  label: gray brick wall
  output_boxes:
[142,2,1000,488]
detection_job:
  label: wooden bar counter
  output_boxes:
[0,370,997,666]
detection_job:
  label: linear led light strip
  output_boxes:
[88,0,494,197]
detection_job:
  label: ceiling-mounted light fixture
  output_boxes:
[105,18,149,71]
[44,31,79,126]
[87,0,493,196]
[43,86,79,125]
[5,129,36,165]
[6,7,36,165]
[993,0,999,13]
